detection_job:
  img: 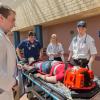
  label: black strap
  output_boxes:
[72,59,89,68]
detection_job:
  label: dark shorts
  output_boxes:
[65,58,89,70]
[54,57,62,61]
[71,58,89,68]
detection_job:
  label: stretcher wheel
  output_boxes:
[27,92,38,100]
[27,92,33,100]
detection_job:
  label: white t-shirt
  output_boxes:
[46,43,64,61]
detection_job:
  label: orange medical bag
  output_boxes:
[64,67,94,89]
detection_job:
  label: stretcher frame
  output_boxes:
[18,68,100,100]
[22,72,71,100]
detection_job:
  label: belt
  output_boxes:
[73,58,89,66]
[73,58,88,62]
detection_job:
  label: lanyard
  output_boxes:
[27,42,35,50]
[74,34,87,44]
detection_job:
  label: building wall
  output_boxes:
[43,15,100,76]
[20,31,29,41]
[8,31,28,47]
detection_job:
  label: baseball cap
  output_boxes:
[77,20,86,27]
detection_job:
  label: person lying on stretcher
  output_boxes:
[35,61,65,83]
[17,58,65,83]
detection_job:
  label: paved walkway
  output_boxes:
[20,94,28,100]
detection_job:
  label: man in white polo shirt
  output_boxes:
[68,20,97,69]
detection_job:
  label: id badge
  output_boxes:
[28,47,31,50]
[32,44,35,47]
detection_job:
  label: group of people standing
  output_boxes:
[16,20,97,84]
[0,5,97,100]
[46,20,97,70]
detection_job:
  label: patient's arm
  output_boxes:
[40,75,57,83]
[35,73,57,83]
[45,76,57,83]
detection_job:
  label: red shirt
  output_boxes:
[50,62,65,81]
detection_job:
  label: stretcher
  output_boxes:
[17,68,100,100]
[17,60,100,100]
[22,70,72,100]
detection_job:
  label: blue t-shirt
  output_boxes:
[18,39,41,60]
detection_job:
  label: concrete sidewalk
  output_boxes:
[20,94,28,100]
